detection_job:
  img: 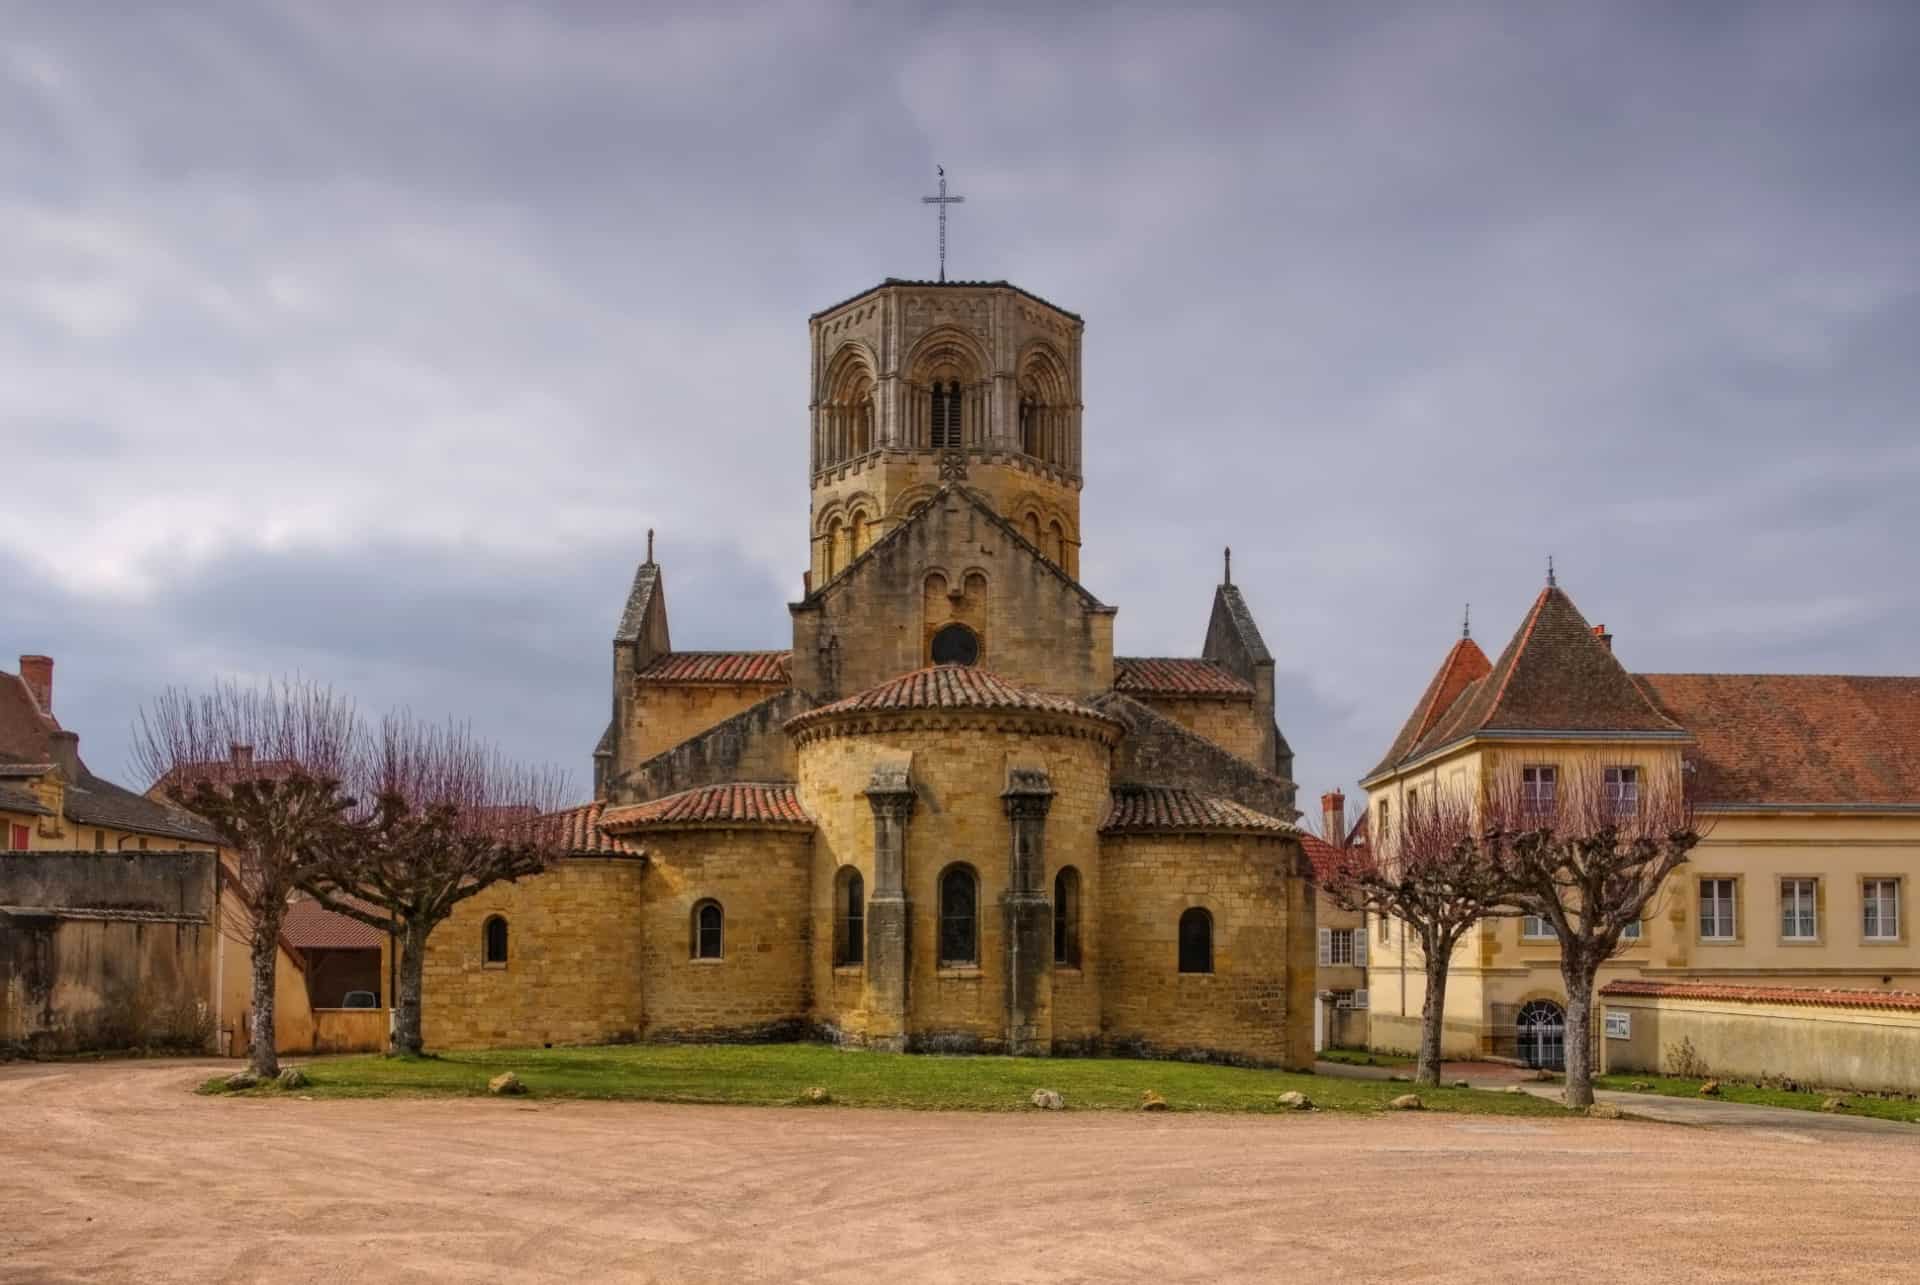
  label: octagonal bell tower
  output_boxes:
[807,279,1085,588]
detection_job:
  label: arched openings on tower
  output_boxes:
[818,342,878,471]
[1016,342,1076,472]
[906,329,988,452]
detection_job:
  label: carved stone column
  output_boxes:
[864,760,916,1053]
[1001,765,1055,1056]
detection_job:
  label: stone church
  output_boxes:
[423,278,1316,1067]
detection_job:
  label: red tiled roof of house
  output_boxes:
[523,800,642,854]
[1369,637,1491,779]
[1601,979,1920,1013]
[283,897,384,951]
[1369,586,1684,780]
[1100,785,1294,836]
[1297,832,1348,881]
[634,651,792,685]
[1113,657,1255,699]
[600,783,812,832]
[1634,673,1920,807]
[787,667,1117,732]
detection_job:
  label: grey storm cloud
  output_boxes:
[2,1,1916,804]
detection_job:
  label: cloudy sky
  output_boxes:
[4,2,1916,807]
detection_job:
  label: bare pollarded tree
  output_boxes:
[1322,788,1513,1087]
[1484,761,1703,1108]
[301,714,568,1055]
[136,679,361,1078]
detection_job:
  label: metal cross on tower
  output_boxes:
[921,166,965,283]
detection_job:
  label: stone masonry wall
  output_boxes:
[623,682,790,770]
[1128,695,1260,765]
[1096,832,1314,1067]
[638,829,813,1041]
[422,858,646,1050]
[797,718,1110,1052]
[608,689,808,805]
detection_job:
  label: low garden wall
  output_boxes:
[1598,980,1920,1094]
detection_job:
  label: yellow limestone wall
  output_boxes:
[1600,990,1920,1094]
[637,829,813,1040]
[796,717,1109,1051]
[623,682,787,766]
[1128,696,1261,765]
[422,858,647,1050]
[1097,832,1315,1068]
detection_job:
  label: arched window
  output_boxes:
[823,517,843,580]
[691,900,724,960]
[1024,512,1042,548]
[483,915,509,966]
[852,392,873,456]
[930,622,980,666]
[835,867,865,967]
[1020,396,1038,456]
[939,864,979,966]
[930,380,964,449]
[1178,907,1213,974]
[1053,867,1081,967]
[1049,519,1067,567]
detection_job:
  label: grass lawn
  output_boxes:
[1316,1048,1413,1069]
[204,1042,1569,1116]
[1596,1073,1920,1125]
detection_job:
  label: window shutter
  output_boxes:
[1318,928,1331,966]
[1353,928,1367,968]
[1354,989,1370,1010]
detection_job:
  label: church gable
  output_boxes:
[789,484,1116,702]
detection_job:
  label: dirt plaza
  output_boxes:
[1,1058,1915,1283]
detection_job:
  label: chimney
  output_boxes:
[230,743,255,772]
[49,729,81,781]
[1592,624,1612,652]
[19,655,52,716]
[1321,790,1347,848]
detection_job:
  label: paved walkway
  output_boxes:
[1315,1059,1920,1137]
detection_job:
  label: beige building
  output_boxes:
[0,656,360,1056]
[1299,790,1370,1049]
[426,277,1318,1067]
[1360,579,1920,1073]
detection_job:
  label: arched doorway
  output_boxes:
[1515,999,1566,1071]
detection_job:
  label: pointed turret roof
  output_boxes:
[1365,584,1685,781]
[1367,636,1492,779]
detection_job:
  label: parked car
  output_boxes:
[341,990,378,1009]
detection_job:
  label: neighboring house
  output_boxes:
[0,654,317,1057]
[1359,579,1920,1085]
[1298,790,1369,1050]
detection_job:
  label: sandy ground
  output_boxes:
[1,1059,1917,1284]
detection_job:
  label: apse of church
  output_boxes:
[430,275,1313,1070]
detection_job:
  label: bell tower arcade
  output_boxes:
[807,279,1085,589]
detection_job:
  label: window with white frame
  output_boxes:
[1332,989,1355,1009]
[1864,879,1901,941]
[1521,765,1557,816]
[1699,878,1738,941]
[1781,878,1818,941]
[1319,927,1368,967]
[1352,988,1369,1009]
[1604,765,1639,817]
[1522,914,1555,940]
[1604,1010,1631,1039]
[1620,918,1642,941]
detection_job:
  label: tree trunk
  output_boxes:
[1416,950,1450,1087]
[1561,955,1599,1108]
[248,905,283,1079]
[390,919,429,1056]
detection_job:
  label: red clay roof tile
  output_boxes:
[634,651,792,685]
[1636,673,1920,807]
[526,800,643,854]
[283,897,384,951]
[788,667,1117,732]
[1100,785,1294,836]
[1600,979,1920,1013]
[1113,657,1255,699]
[600,783,811,831]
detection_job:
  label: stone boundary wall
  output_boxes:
[0,850,216,1054]
[1598,984,1920,1094]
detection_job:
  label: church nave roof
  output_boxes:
[634,651,793,686]
[1100,785,1296,836]
[786,666,1117,733]
[600,783,812,832]
[1113,657,1255,699]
